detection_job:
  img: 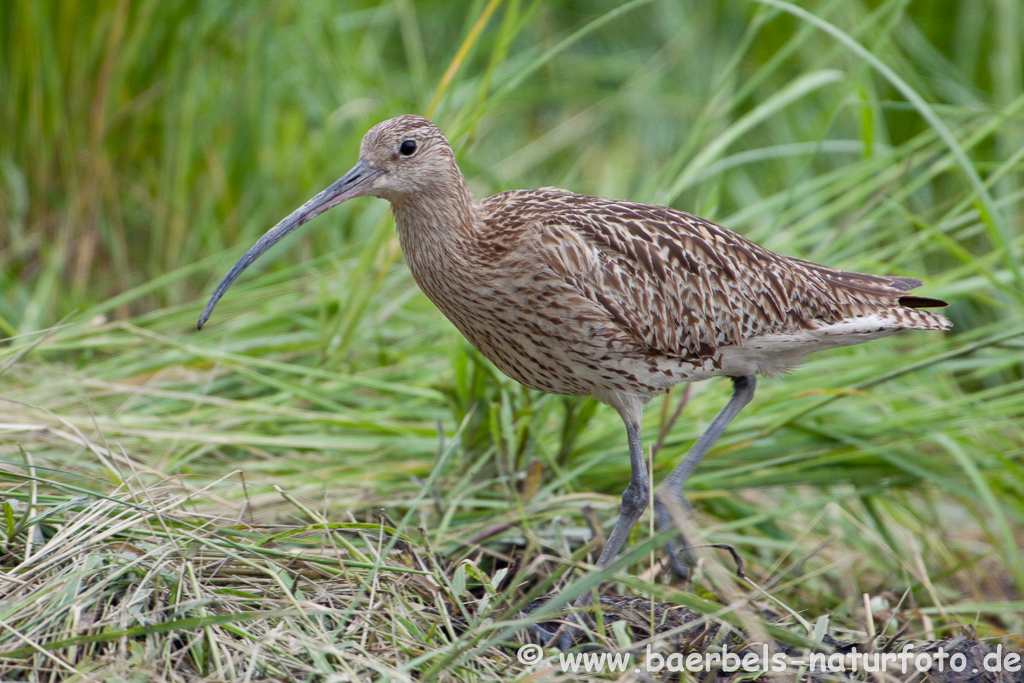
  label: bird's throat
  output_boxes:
[390,190,480,296]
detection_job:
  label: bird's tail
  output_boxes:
[873,275,951,331]
[794,261,953,332]
[892,306,952,331]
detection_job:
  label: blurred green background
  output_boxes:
[4,0,1021,331]
[2,0,1023,635]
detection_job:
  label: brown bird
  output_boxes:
[199,115,950,591]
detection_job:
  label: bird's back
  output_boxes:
[478,188,949,379]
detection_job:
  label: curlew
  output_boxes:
[199,115,950,592]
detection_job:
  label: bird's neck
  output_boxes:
[389,180,479,277]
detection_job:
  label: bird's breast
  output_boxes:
[398,234,703,399]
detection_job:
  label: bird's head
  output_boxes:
[197,115,456,329]
[357,115,460,201]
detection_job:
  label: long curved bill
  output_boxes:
[198,159,383,329]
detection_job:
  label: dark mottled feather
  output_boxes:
[355,115,949,403]
[480,189,949,362]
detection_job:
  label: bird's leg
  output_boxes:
[573,420,649,605]
[528,416,650,651]
[655,375,756,577]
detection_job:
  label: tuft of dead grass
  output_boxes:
[1,437,1021,681]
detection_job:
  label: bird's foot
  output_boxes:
[664,538,747,581]
[521,598,588,652]
[655,492,745,581]
[664,537,697,580]
[527,619,579,652]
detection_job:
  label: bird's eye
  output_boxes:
[399,139,417,156]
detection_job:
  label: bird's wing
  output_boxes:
[483,189,939,360]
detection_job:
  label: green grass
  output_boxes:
[1,0,1023,679]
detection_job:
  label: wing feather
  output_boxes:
[481,189,946,361]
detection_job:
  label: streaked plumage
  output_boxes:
[199,115,950,610]
[422,187,947,403]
